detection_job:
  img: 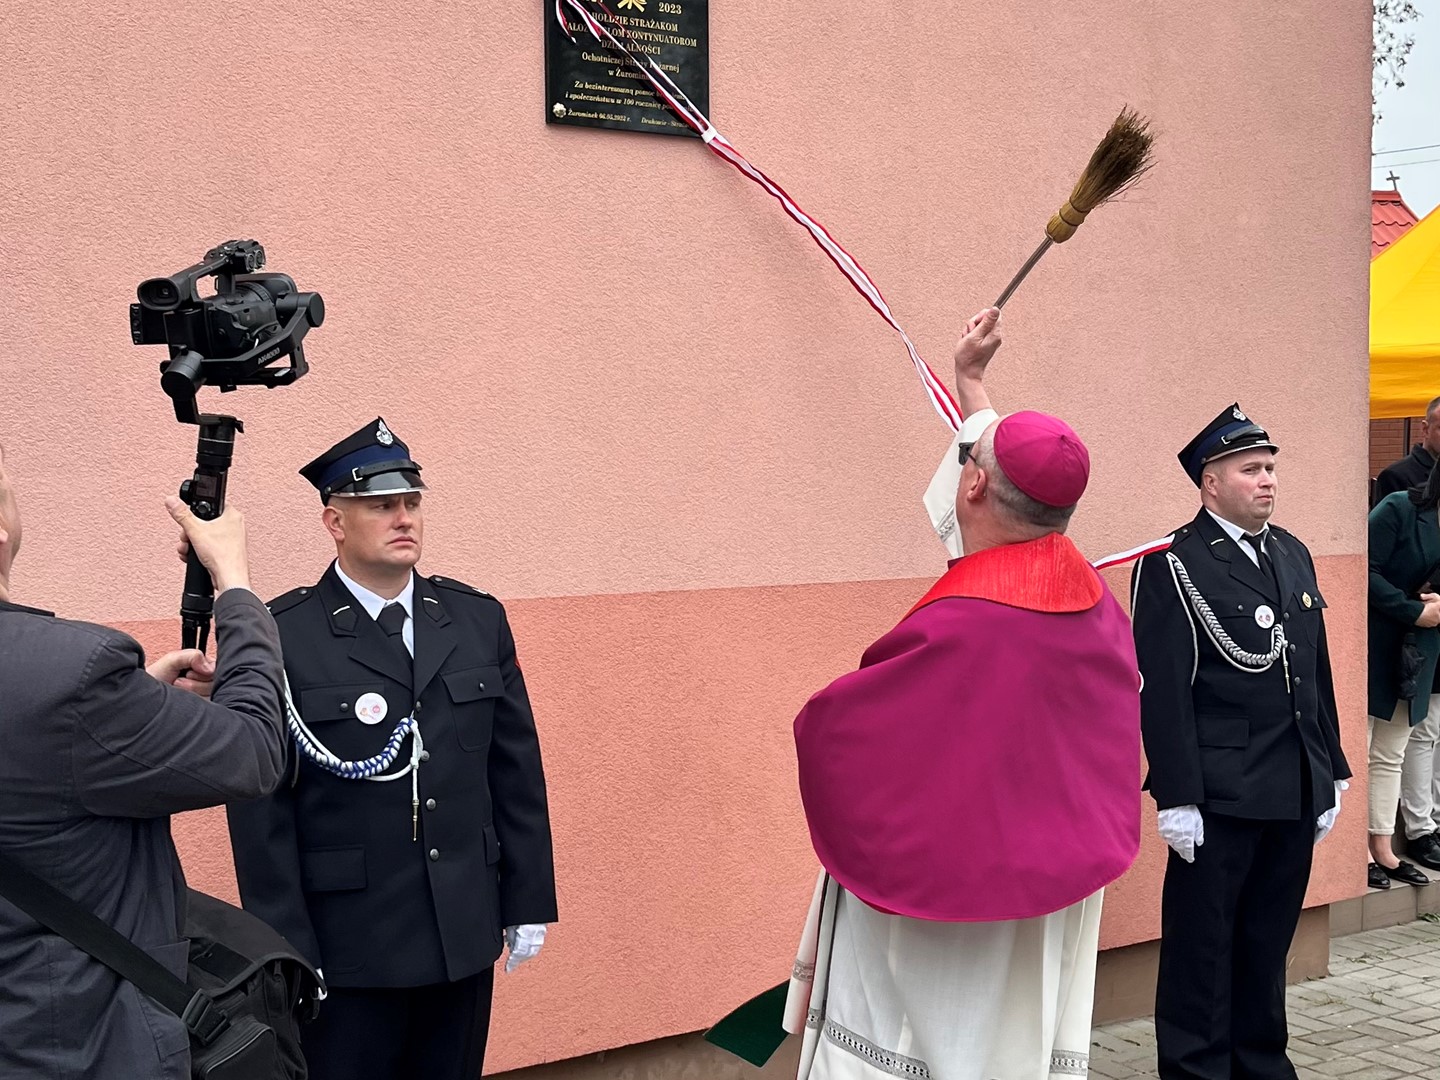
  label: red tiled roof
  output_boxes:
[1374,189,1420,258]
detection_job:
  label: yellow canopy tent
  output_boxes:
[1371,202,1440,419]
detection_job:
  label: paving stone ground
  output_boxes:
[1089,920,1440,1079]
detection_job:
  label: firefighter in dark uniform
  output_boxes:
[1130,404,1351,1080]
[227,419,556,1080]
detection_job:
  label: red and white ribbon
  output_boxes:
[1091,534,1175,571]
[555,0,961,430]
[554,0,1172,566]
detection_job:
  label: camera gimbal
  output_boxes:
[131,240,324,649]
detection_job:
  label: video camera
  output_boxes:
[131,239,323,425]
[131,240,324,649]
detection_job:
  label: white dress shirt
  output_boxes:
[1204,509,1268,568]
[333,562,416,657]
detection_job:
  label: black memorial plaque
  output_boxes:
[545,0,709,137]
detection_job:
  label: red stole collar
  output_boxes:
[907,532,1103,619]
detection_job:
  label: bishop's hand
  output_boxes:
[953,307,1002,417]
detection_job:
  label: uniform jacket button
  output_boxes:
[420,750,431,761]
[1294,677,1302,686]
[1294,711,1302,720]
[425,798,437,810]
[429,848,440,861]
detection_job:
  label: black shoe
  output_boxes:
[1385,860,1432,886]
[1369,862,1392,889]
[1408,832,1440,871]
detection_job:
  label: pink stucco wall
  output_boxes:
[2,0,1372,1072]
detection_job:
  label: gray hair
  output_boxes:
[973,427,1077,533]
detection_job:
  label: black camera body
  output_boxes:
[131,240,324,424]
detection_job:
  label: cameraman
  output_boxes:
[0,441,287,1079]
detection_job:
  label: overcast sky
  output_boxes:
[1374,0,1440,216]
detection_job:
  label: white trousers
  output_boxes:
[1370,703,1416,835]
[1400,694,1440,840]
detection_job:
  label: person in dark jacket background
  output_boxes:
[1368,461,1440,888]
[1373,395,1440,507]
[0,441,287,1080]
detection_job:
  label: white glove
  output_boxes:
[503,924,547,973]
[1315,779,1349,844]
[1157,805,1205,863]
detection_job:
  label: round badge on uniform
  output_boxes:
[1254,605,1275,629]
[355,692,389,725]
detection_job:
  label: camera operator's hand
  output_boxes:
[147,649,217,698]
[165,498,251,595]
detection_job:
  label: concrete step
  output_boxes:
[1330,859,1440,935]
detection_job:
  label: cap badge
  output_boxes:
[376,420,395,447]
[1232,407,1247,422]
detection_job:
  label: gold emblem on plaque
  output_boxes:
[552,103,568,118]
[1302,592,1313,608]
[617,0,646,10]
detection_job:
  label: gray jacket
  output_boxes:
[0,588,286,1079]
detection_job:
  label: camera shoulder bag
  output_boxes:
[0,849,319,1079]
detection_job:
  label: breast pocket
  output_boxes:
[297,682,404,762]
[299,683,389,723]
[1215,598,1279,643]
[442,666,504,751]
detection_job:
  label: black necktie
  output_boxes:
[1240,531,1277,591]
[377,603,413,677]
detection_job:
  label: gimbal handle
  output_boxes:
[178,416,243,651]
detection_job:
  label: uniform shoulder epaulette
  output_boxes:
[428,574,496,601]
[1139,525,1191,555]
[1266,522,1311,556]
[266,585,317,616]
